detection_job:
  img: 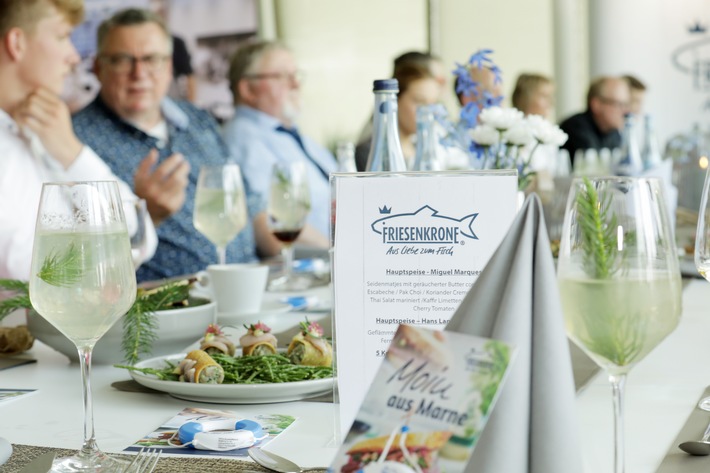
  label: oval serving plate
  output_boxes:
[129,353,334,404]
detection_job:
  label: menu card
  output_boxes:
[329,325,515,473]
[331,171,518,436]
[0,388,36,404]
[122,407,295,458]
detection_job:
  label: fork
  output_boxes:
[124,447,161,473]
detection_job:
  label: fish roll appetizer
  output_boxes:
[173,349,225,384]
[199,324,236,356]
[240,322,278,356]
[287,319,332,367]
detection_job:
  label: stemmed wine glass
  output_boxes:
[193,164,248,265]
[29,181,137,472]
[557,176,682,473]
[268,161,311,291]
[694,165,710,410]
[124,197,150,269]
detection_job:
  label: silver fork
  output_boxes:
[124,447,161,473]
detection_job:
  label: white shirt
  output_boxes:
[0,110,157,280]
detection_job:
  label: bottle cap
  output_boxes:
[373,79,399,92]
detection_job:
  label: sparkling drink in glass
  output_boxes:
[29,181,137,472]
[193,164,248,265]
[557,176,682,473]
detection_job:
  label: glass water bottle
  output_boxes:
[365,79,407,172]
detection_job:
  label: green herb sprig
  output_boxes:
[121,280,195,365]
[575,177,620,279]
[37,242,84,287]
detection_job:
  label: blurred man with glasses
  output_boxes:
[73,8,284,282]
[559,76,631,166]
[223,41,336,242]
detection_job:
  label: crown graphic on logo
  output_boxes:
[689,21,707,34]
[379,205,392,214]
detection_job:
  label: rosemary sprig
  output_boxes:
[572,178,642,367]
[575,177,619,279]
[37,242,84,287]
[0,279,30,321]
[121,280,195,365]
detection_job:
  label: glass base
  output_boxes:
[49,450,129,473]
[268,274,312,292]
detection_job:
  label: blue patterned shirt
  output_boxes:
[73,96,263,282]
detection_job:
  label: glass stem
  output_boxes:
[78,345,99,457]
[217,246,227,265]
[282,244,294,280]
[609,373,627,473]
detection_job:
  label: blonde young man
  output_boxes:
[0,0,156,279]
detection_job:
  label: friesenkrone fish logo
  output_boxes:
[370,205,478,244]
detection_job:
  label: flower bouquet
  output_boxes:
[436,49,568,189]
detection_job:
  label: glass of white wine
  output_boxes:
[193,164,248,265]
[694,165,710,410]
[124,197,149,269]
[268,161,311,291]
[29,181,137,472]
[557,176,682,473]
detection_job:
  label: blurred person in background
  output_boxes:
[622,74,646,117]
[223,40,335,243]
[355,60,440,171]
[0,0,156,280]
[511,73,555,119]
[558,76,630,166]
[73,8,283,282]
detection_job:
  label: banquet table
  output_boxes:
[0,284,340,471]
[2,278,710,472]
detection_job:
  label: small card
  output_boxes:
[123,407,296,457]
[0,357,36,371]
[329,325,515,473]
[0,388,37,404]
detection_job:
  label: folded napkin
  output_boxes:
[445,193,583,473]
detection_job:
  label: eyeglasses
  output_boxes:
[243,70,305,84]
[99,53,171,74]
[598,96,629,109]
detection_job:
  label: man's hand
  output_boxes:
[134,149,190,225]
[14,88,82,167]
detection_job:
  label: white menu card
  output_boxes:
[331,171,518,437]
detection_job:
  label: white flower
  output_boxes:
[526,114,569,146]
[503,122,534,146]
[479,106,524,131]
[469,124,499,146]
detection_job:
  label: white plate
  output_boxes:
[129,353,334,404]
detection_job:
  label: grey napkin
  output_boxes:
[445,193,583,473]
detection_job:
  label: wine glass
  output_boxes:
[29,181,137,472]
[268,161,311,291]
[557,176,682,473]
[193,164,248,265]
[694,165,710,410]
[124,197,150,269]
